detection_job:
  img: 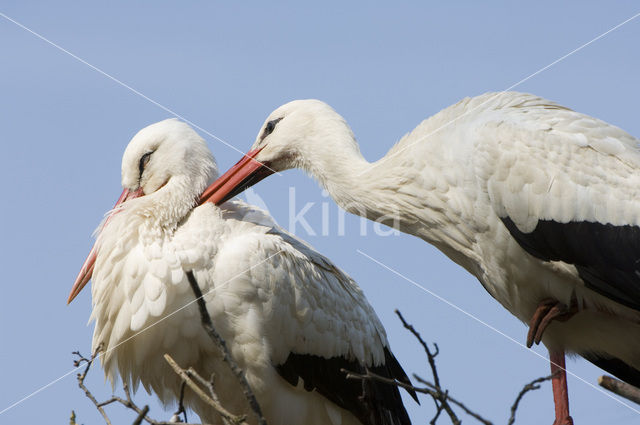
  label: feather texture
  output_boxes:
[87,120,414,425]
[228,92,640,386]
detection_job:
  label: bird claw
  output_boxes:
[527,298,556,347]
[527,296,578,348]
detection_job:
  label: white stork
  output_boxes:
[201,92,640,425]
[67,119,417,425]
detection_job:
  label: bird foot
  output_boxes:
[553,415,574,425]
[527,297,578,348]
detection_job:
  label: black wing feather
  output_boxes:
[500,217,640,311]
[275,348,417,425]
[581,352,640,388]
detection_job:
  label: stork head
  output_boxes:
[200,99,358,204]
[250,100,357,172]
[68,119,217,304]
[122,118,218,197]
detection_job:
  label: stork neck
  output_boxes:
[306,142,482,275]
[134,176,199,235]
[310,152,368,204]
[303,147,399,226]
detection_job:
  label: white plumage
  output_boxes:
[202,92,640,424]
[69,119,415,425]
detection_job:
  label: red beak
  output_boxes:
[67,187,144,304]
[199,148,274,205]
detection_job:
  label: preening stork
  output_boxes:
[67,119,417,425]
[201,92,640,425]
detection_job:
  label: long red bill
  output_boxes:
[67,187,144,304]
[199,147,273,205]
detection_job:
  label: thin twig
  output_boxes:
[73,349,201,425]
[429,400,445,425]
[165,354,249,425]
[598,375,640,405]
[186,271,268,425]
[189,371,234,425]
[95,390,199,425]
[395,310,462,425]
[98,382,155,422]
[132,406,150,425]
[413,375,491,425]
[344,369,438,397]
[395,310,552,425]
[342,369,476,424]
[174,381,188,423]
[507,374,554,425]
[73,346,112,425]
[395,310,440,388]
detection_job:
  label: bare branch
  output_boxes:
[187,371,234,425]
[74,304,555,425]
[395,310,467,425]
[393,310,549,425]
[73,271,267,425]
[395,310,441,388]
[507,374,554,425]
[395,309,465,424]
[429,399,445,425]
[133,406,150,425]
[164,354,249,425]
[73,349,201,425]
[173,381,189,424]
[413,375,491,425]
[186,271,268,425]
[598,375,640,405]
[73,345,112,425]
[343,368,438,397]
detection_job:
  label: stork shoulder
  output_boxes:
[472,105,640,231]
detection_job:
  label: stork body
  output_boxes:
[70,120,415,425]
[203,92,640,423]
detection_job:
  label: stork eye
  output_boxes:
[261,117,283,141]
[139,151,153,177]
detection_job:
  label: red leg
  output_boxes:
[549,350,573,425]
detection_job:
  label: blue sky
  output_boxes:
[1,2,640,424]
